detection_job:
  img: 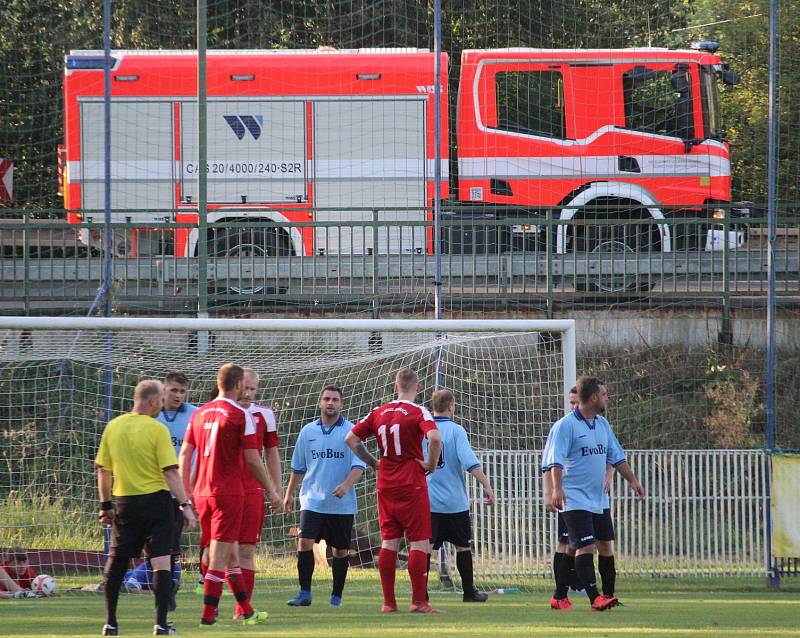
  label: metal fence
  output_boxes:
[1,213,798,315]
[464,449,768,581]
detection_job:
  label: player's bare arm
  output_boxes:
[282,471,302,513]
[542,468,557,512]
[244,448,284,512]
[265,446,283,502]
[549,466,566,510]
[469,466,495,505]
[614,461,645,499]
[603,463,615,493]
[332,467,364,498]
[344,431,378,469]
[96,464,114,526]
[178,441,195,498]
[162,466,197,529]
[419,428,442,474]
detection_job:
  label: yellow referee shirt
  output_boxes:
[95,413,178,496]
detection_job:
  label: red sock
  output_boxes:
[202,570,225,623]
[377,548,398,607]
[242,567,256,602]
[225,566,253,617]
[408,550,429,605]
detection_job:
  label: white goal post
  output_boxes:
[0,316,576,587]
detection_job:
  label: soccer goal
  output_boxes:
[0,316,575,589]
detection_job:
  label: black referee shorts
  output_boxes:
[111,490,174,560]
[172,498,184,556]
[431,511,472,550]
[298,510,354,550]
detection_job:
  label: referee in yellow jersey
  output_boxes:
[95,380,197,637]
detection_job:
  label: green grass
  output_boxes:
[1,576,799,637]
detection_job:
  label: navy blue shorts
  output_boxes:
[560,508,615,549]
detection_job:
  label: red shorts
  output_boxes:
[239,492,265,544]
[195,494,244,546]
[377,484,431,542]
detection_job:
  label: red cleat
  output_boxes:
[409,602,441,613]
[591,594,619,611]
[550,596,573,610]
[381,603,398,613]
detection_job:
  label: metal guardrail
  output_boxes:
[0,213,798,314]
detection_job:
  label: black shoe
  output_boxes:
[463,589,489,602]
[101,625,118,636]
[153,624,177,635]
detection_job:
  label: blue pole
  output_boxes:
[102,0,113,424]
[765,0,779,589]
[433,0,443,325]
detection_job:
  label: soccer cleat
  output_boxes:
[380,603,398,613]
[590,594,619,611]
[330,595,342,607]
[153,624,178,635]
[550,596,573,610]
[287,590,312,607]
[198,619,217,627]
[409,602,441,613]
[462,589,489,603]
[101,625,119,636]
[242,610,269,625]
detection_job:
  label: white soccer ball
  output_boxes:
[31,574,57,597]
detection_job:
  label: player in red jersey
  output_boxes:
[346,368,442,613]
[179,363,277,626]
[0,548,37,599]
[233,367,283,619]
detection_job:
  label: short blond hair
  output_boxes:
[242,367,259,383]
[134,379,163,403]
[395,367,419,392]
[431,389,454,414]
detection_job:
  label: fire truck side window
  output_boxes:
[494,71,566,139]
[623,66,694,140]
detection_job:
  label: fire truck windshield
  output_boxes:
[700,65,724,141]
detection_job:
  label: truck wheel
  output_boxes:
[570,204,660,294]
[211,227,290,295]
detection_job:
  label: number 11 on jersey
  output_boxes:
[377,423,401,456]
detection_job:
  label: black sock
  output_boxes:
[153,569,171,627]
[598,554,616,596]
[331,556,349,598]
[574,553,600,602]
[103,555,129,627]
[456,551,474,595]
[553,552,564,586]
[554,553,573,599]
[569,560,582,590]
[297,550,315,592]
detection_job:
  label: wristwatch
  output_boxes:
[179,499,193,509]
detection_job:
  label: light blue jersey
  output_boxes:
[541,409,625,513]
[157,403,198,458]
[424,416,481,514]
[291,416,366,515]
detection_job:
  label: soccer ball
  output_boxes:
[31,574,57,597]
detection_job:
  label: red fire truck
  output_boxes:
[60,45,740,259]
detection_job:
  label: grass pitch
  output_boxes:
[0,575,798,638]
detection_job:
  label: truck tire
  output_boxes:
[210,226,292,295]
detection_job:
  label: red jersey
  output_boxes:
[184,397,258,497]
[242,404,279,494]
[352,400,437,489]
[0,561,36,591]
